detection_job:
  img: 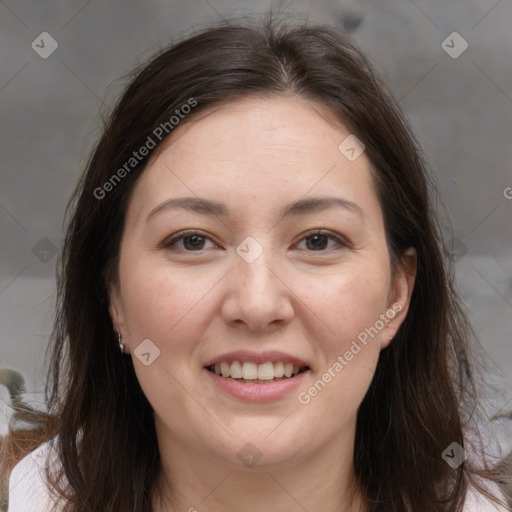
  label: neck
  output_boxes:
[152,419,368,512]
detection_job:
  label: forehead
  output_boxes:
[158,95,351,161]
[126,95,379,223]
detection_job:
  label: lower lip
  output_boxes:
[204,368,310,402]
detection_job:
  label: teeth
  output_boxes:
[258,362,274,380]
[274,361,284,378]
[242,362,258,380]
[230,361,243,379]
[210,361,304,380]
[220,362,230,377]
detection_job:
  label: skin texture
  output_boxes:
[109,96,417,512]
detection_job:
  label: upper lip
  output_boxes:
[203,350,310,368]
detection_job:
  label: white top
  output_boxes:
[7,439,511,511]
[7,439,65,512]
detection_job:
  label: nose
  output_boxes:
[221,248,294,332]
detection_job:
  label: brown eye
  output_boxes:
[162,231,216,252]
[305,234,329,250]
[296,230,348,252]
[181,235,206,250]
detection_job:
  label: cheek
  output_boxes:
[295,269,388,424]
[118,261,217,408]
[297,260,391,354]
[118,256,218,350]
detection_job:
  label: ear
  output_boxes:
[108,279,127,337]
[381,248,417,349]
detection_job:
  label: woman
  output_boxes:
[2,16,509,512]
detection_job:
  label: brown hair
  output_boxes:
[1,15,506,512]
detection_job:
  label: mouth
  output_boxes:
[205,361,310,384]
[203,350,311,401]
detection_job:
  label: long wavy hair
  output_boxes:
[0,15,506,512]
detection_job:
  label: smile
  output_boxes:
[206,361,309,382]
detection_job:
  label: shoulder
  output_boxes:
[7,436,66,512]
[464,481,511,512]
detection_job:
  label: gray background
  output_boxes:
[1,0,511,456]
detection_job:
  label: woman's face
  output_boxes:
[109,96,415,471]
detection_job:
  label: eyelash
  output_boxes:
[161,229,349,253]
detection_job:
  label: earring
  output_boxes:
[118,331,125,353]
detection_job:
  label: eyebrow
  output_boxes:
[147,195,364,222]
